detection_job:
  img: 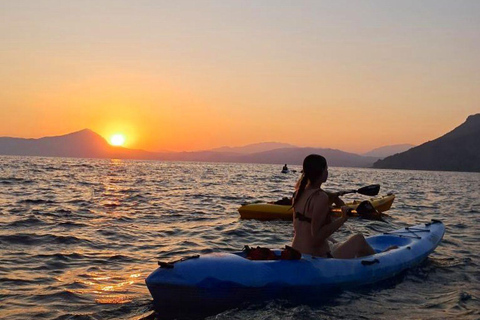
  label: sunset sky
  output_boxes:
[1,1,479,153]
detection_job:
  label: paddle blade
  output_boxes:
[356,184,380,196]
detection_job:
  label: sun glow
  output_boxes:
[110,134,126,146]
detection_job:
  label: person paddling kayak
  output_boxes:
[292,154,376,258]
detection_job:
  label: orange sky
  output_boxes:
[1,1,479,153]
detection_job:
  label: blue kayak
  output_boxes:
[146,220,444,313]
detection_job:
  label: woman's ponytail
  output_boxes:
[293,174,308,206]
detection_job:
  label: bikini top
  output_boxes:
[295,212,312,223]
[294,189,322,224]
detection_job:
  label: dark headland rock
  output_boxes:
[373,114,480,172]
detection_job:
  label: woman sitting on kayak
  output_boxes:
[292,154,376,259]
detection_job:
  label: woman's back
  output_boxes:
[292,188,331,256]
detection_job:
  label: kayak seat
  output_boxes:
[280,245,302,260]
[243,245,302,261]
[244,245,278,260]
[366,235,413,252]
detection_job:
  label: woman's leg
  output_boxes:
[332,233,376,259]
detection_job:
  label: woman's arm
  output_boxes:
[326,191,345,207]
[311,193,347,242]
[317,215,346,242]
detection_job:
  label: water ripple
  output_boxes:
[0,156,479,319]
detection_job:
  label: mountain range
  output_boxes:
[1,113,478,172]
[210,142,297,154]
[0,130,381,167]
[362,144,414,158]
[0,130,158,160]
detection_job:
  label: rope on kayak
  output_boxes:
[383,220,441,239]
[384,227,430,239]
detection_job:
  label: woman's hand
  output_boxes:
[327,191,346,207]
[340,206,351,222]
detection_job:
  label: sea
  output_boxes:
[0,156,479,320]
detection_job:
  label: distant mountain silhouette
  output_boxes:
[155,147,378,167]
[363,144,415,158]
[0,129,380,167]
[0,129,158,160]
[373,114,480,172]
[235,147,378,167]
[210,142,297,154]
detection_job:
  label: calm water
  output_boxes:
[0,156,479,320]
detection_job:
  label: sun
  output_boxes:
[110,134,126,146]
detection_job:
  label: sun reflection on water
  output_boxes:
[58,269,144,305]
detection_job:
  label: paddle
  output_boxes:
[338,184,380,197]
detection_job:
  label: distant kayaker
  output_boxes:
[282,164,288,171]
[292,154,376,259]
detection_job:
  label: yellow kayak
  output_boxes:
[238,194,395,221]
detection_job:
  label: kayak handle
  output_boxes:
[158,261,174,269]
[426,219,442,226]
[158,255,200,269]
[361,258,380,266]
